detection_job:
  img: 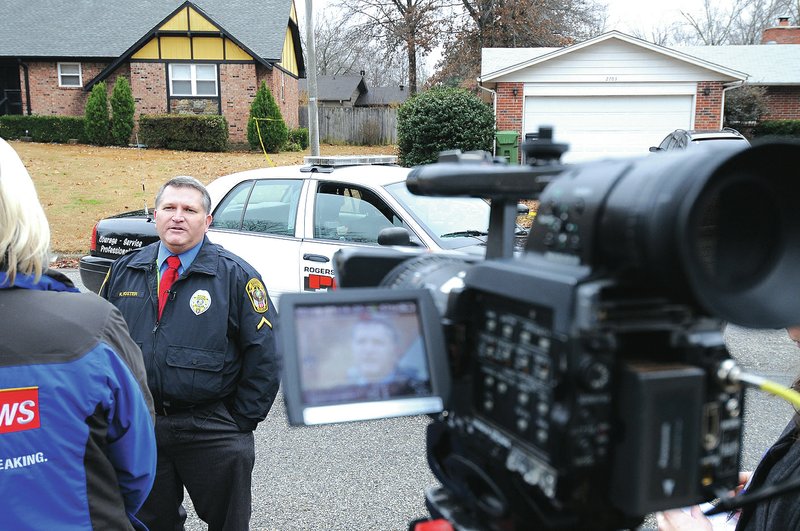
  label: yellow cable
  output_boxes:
[759,380,800,409]
[253,118,275,167]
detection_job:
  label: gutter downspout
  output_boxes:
[477,79,497,156]
[18,59,31,115]
[721,79,746,129]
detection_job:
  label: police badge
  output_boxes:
[246,278,269,313]
[189,290,211,315]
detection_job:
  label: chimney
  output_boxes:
[761,17,800,44]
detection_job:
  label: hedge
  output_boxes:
[397,87,495,167]
[289,127,309,149]
[0,115,87,143]
[751,120,800,138]
[139,114,229,152]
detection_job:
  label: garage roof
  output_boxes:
[481,31,747,82]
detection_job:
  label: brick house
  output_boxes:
[480,22,800,162]
[0,0,305,144]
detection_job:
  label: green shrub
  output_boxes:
[397,87,495,166]
[110,77,135,146]
[84,82,111,145]
[752,120,800,138]
[289,127,309,149]
[0,115,87,143]
[247,82,288,152]
[139,114,229,152]
[724,85,768,126]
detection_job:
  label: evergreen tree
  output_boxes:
[84,82,111,146]
[247,82,288,152]
[110,77,135,146]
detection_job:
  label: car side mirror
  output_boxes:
[377,227,420,247]
[649,146,661,153]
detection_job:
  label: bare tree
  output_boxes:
[334,0,449,94]
[300,7,416,88]
[676,0,797,45]
[630,23,685,46]
[430,0,606,89]
[628,0,798,46]
[307,10,372,76]
[680,0,750,44]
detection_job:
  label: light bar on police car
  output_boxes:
[303,155,398,166]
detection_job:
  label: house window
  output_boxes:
[281,73,285,102]
[58,63,82,87]
[168,63,218,97]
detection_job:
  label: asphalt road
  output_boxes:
[59,269,799,530]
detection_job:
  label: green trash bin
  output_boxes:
[495,130,519,164]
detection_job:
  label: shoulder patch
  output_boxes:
[245,278,269,314]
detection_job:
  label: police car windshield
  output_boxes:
[385,182,491,242]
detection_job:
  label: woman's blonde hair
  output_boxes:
[0,138,50,285]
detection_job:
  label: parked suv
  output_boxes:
[649,128,750,152]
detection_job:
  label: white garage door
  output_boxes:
[524,95,693,163]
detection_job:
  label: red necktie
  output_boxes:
[158,255,181,319]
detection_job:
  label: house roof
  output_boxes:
[480,31,748,82]
[0,0,291,61]
[675,45,800,85]
[356,86,409,106]
[299,75,367,101]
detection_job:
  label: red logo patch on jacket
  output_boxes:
[0,387,40,434]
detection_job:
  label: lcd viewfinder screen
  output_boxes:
[280,289,450,425]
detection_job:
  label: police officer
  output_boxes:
[0,137,156,530]
[101,175,279,531]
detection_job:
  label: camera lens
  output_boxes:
[690,176,780,289]
[681,142,800,327]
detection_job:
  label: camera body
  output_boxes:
[279,132,800,530]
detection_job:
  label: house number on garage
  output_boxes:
[605,76,618,82]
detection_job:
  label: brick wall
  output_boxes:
[695,81,724,129]
[221,63,258,143]
[21,61,127,116]
[495,82,523,133]
[130,62,168,120]
[762,86,800,120]
[17,59,323,144]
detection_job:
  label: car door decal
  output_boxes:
[304,273,336,291]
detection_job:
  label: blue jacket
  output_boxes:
[101,238,279,431]
[0,270,156,530]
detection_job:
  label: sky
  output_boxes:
[603,0,731,34]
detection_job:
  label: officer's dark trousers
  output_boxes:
[137,402,255,531]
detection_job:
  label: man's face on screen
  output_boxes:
[351,320,401,382]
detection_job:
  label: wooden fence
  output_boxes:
[299,106,398,145]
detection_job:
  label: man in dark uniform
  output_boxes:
[101,175,279,531]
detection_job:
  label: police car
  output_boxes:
[80,155,513,306]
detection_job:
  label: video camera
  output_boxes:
[279,129,800,530]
